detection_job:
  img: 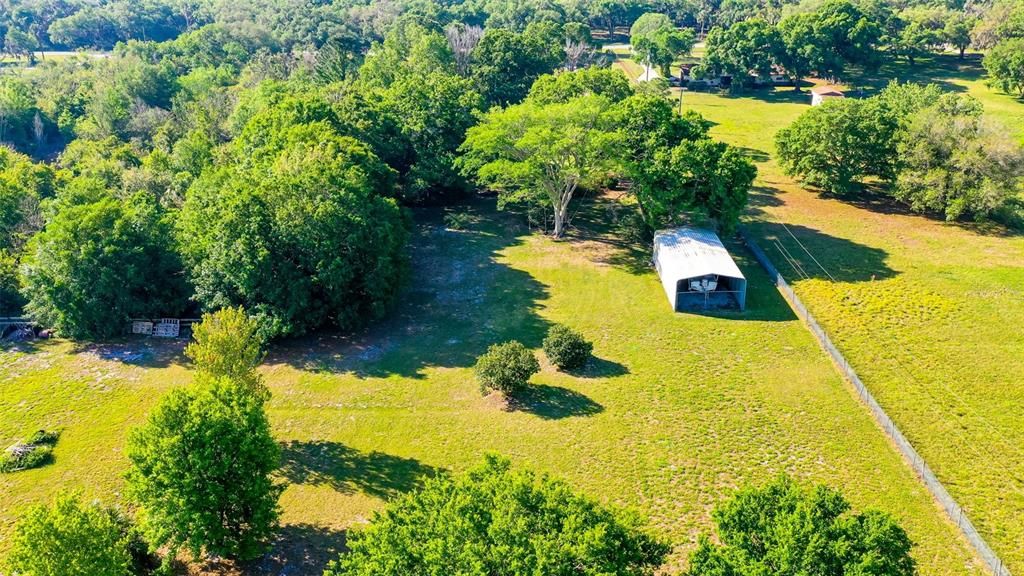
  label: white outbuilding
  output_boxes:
[653,227,747,312]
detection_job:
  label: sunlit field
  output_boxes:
[1,200,981,575]
[648,52,1024,573]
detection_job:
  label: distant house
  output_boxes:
[810,85,844,106]
[752,67,794,87]
[653,227,747,312]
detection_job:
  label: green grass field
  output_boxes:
[661,52,1024,573]
[1,200,982,575]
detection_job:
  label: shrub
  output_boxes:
[325,455,669,576]
[0,429,60,473]
[186,307,268,400]
[0,444,52,473]
[443,212,472,231]
[474,341,539,395]
[27,429,60,445]
[3,492,135,576]
[543,324,593,371]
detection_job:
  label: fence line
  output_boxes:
[741,230,1011,576]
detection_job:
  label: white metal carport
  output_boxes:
[653,227,747,311]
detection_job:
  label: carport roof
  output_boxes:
[654,227,745,281]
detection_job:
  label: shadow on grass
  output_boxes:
[566,196,653,275]
[269,197,552,379]
[748,222,896,283]
[568,355,629,378]
[746,184,786,217]
[508,384,604,420]
[248,523,348,576]
[852,53,982,95]
[69,338,185,369]
[711,85,814,104]
[735,146,770,163]
[279,441,440,500]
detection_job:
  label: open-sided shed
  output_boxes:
[653,227,747,312]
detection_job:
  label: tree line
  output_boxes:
[776,81,1024,221]
[697,0,1024,89]
[4,0,1020,56]
[0,9,754,339]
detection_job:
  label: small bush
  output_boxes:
[0,445,53,473]
[543,325,593,371]
[0,429,59,473]
[444,212,473,231]
[27,429,60,446]
[474,341,539,395]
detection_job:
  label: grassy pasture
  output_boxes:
[1,200,981,575]
[656,52,1024,573]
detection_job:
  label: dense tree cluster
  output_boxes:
[698,0,885,88]
[777,81,1024,221]
[630,12,696,77]
[696,0,1024,89]
[0,0,1015,337]
[462,68,755,237]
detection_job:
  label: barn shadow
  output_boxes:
[508,384,604,420]
[746,222,896,283]
[269,198,551,379]
[278,440,440,500]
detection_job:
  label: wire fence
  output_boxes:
[741,230,1012,576]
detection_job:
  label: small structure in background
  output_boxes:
[810,85,844,106]
[152,318,180,338]
[653,227,747,312]
[132,320,153,335]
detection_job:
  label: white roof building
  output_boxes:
[653,227,747,311]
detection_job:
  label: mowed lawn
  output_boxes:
[668,53,1024,573]
[1,200,981,575]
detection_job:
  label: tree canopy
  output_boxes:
[325,455,669,576]
[984,37,1024,97]
[686,475,916,576]
[896,94,1024,220]
[2,492,136,576]
[21,189,187,339]
[460,93,619,237]
[125,375,282,562]
[775,97,898,194]
[178,102,408,338]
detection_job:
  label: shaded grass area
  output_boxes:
[667,51,1024,573]
[1,198,980,575]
